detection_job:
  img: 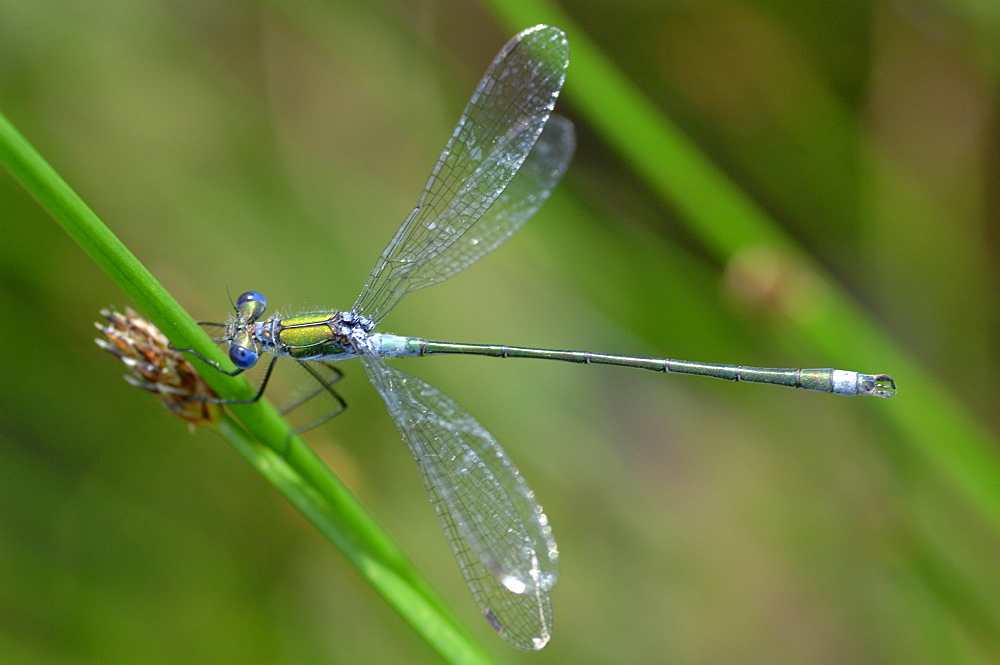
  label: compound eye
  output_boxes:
[229,344,259,370]
[235,291,267,321]
[236,291,266,309]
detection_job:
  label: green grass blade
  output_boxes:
[0,109,492,665]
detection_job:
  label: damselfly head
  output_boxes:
[224,291,269,369]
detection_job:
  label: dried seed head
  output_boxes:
[96,308,219,427]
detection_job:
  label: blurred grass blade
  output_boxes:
[0,110,492,664]
[482,0,1000,531]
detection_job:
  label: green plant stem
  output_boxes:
[0,109,491,665]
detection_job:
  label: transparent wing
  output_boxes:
[403,114,574,289]
[360,353,558,651]
[352,25,571,324]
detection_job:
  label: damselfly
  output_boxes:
[184,25,895,650]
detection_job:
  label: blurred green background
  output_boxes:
[2,0,999,663]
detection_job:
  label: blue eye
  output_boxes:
[236,291,266,309]
[235,291,267,321]
[229,344,259,369]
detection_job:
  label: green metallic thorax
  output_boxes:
[274,312,350,360]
